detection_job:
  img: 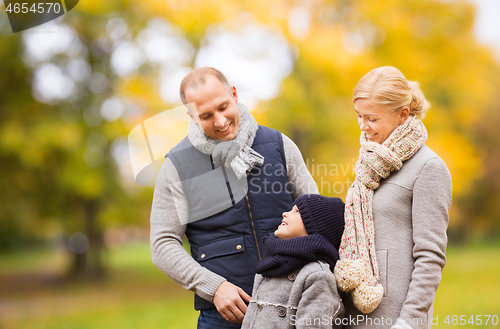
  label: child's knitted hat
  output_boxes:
[294,194,345,249]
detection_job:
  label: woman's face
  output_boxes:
[355,99,409,144]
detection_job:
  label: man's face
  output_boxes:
[185,75,241,141]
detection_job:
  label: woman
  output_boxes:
[334,66,452,329]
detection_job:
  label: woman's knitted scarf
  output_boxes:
[255,234,339,278]
[188,102,264,179]
[334,115,427,314]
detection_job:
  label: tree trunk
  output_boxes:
[67,199,106,281]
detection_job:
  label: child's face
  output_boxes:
[274,205,308,239]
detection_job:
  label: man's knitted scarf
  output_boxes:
[334,115,427,314]
[188,102,264,179]
[255,234,339,278]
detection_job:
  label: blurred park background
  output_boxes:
[1,0,500,328]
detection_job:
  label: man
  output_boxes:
[150,67,318,328]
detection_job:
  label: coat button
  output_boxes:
[236,245,242,250]
[200,254,206,259]
[288,273,296,281]
[278,308,286,317]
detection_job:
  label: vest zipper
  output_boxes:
[221,166,236,206]
[240,182,262,261]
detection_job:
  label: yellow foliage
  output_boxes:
[6,0,498,237]
[427,131,483,197]
[0,122,25,153]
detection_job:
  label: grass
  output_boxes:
[433,239,500,328]
[0,239,499,329]
[0,242,198,329]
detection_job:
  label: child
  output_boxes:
[241,194,345,329]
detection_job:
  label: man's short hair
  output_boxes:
[180,67,233,105]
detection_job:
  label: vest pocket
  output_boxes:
[196,236,251,279]
[197,235,245,261]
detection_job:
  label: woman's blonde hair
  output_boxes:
[353,66,430,119]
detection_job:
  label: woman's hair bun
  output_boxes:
[408,81,430,119]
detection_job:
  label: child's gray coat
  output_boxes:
[241,261,344,329]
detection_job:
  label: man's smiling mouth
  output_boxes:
[218,123,231,132]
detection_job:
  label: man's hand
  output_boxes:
[213,281,252,323]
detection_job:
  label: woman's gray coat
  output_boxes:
[343,145,452,329]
